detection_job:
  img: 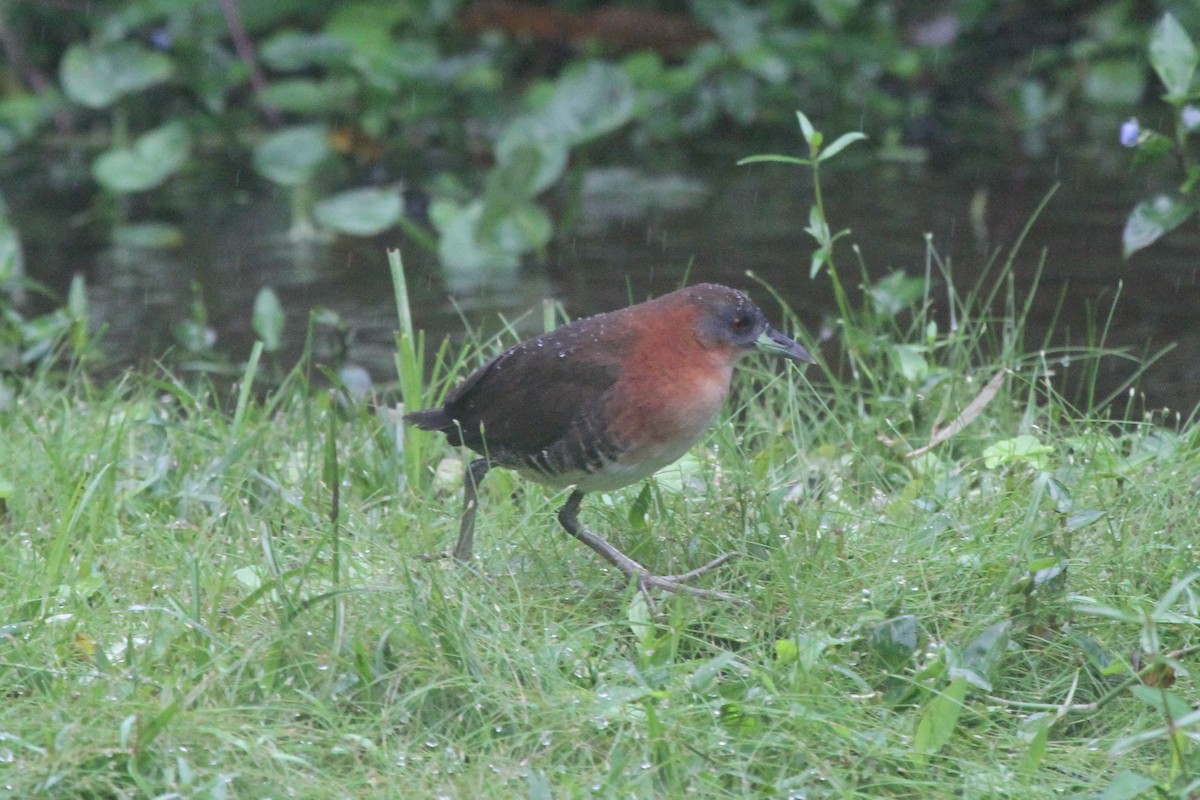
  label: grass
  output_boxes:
[4,236,1200,799]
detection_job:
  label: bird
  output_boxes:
[404,283,813,602]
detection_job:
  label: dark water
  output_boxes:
[7,144,1200,414]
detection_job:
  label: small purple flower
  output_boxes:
[149,27,173,50]
[1120,118,1140,147]
[1183,105,1200,131]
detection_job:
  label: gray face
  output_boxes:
[692,288,768,351]
[690,285,814,363]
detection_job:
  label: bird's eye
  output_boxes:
[731,314,751,332]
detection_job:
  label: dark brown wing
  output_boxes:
[417,308,635,462]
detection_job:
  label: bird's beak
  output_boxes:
[756,325,815,364]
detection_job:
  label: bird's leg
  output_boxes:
[557,491,650,576]
[453,458,491,562]
[556,491,746,606]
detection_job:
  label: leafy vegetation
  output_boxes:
[4,110,1200,797]
[1121,12,1200,257]
[2,1,1199,794]
[1,0,1197,278]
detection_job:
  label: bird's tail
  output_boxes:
[403,408,451,432]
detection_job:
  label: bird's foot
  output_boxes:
[632,553,749,609]
[658,552,740,583]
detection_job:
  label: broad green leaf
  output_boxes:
[97,0,200,41]
[527,771,552,800]
[1130,684,1193,718]
[983,435,1053,469]
[539,61,635,145]
[1030,559,1067,592]
[1045,475,1072,512]
[487,60,633,196]
[867,615,919,669]
[796,631,835,671]
[314,187,402,236]
[60,42,172,109]
[805,204,830,245]
[252,125,330,187]
[691,650,738,693]
[252,287,285,352]
[892,344,928,383]
[1095,771,1157,800]
[1149,13,1198,103]
[627,482,652,531]
[774,639,798,664]
[480,144,545,235]
[627,591,652,645]
[913,677,967,761]
[951,620,1010,691]
[1018,712,1052,774]
[348,39,440,93]
[738,45,789,85]
[92,121,191,193]
[775,631,834,673]
[812,0,861,27]
[1123,195,1194,258]
[693,0,764,52]
[869,270,926,317]
[809,247,830,280]
[493,202,552,253]
[327,2,412,59]
[911,512,953,550]
[1130,130,1174,167]
[258,78,355,114]
[431,199,519,278]
[432,194,551,285]
[1066,508,1106,533]
[260,31,352,71]
[1067,629,1116,673]
[233,565,265,589]
[431,200,490,271]
[495,118,569,195]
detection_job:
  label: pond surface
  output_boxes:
[8,139,1200,414]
